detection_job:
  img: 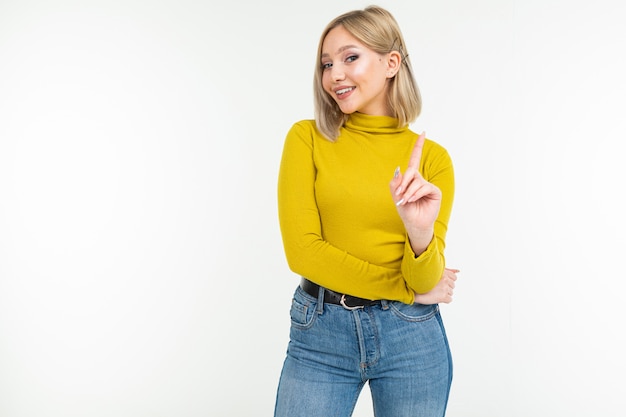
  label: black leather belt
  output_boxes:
[300,278,380,310]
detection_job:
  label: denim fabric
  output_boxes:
[274,285,453,417]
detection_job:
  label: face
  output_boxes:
[320,25,398,116]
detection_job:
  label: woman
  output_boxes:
[274,5,458,417]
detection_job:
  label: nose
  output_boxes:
[330,65,345,82]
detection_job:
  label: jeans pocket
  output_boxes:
[289,286,318,330]
[389,301,439,322]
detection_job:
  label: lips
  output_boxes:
[334,86,355,98]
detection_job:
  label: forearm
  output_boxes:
[406,226,434,257]
[395,139,454,294]
[281,232,413,302]
[400,234,445,293]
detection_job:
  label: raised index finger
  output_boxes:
[407,131,426,171]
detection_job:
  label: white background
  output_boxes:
[1,0,625,416]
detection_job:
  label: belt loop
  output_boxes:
[380,299,389,310]
[316,286,325,314]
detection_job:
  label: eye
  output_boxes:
[346,54,358,63]
[321,62,332,70]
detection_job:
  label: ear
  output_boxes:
[386,50,402,78]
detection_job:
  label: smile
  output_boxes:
[335,87,355,96]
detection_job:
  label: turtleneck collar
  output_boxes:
[343,112,409,135]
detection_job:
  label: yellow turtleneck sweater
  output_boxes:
[277,112,454,304]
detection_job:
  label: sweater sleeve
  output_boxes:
[400,142,455,294]
[277,122,415,303]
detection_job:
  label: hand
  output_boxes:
[390,132,442,232]
[414,268,459,305]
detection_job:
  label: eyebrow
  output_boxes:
[320,45,359,59]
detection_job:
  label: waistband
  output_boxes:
[300,278,380,310]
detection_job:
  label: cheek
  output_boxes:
[321,73,332,93]
[350,64,368,79]
[350,65,376,84]
[351,59,384,84]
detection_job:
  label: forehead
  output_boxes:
[321,25,366,57]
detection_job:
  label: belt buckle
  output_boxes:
[340,294,365,310]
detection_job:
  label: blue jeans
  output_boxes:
[274,285,453,417]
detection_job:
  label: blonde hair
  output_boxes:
[313,5,422,141]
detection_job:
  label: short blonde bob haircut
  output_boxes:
[314,5,422,141]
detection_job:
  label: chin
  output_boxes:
[337,105,358,115]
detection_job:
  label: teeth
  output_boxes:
[336,87,354,95]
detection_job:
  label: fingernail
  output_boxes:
[395,198,404,206]
[393,166,400,178]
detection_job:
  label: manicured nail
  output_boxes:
[394,166,400,178]
[395,198,404,206]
